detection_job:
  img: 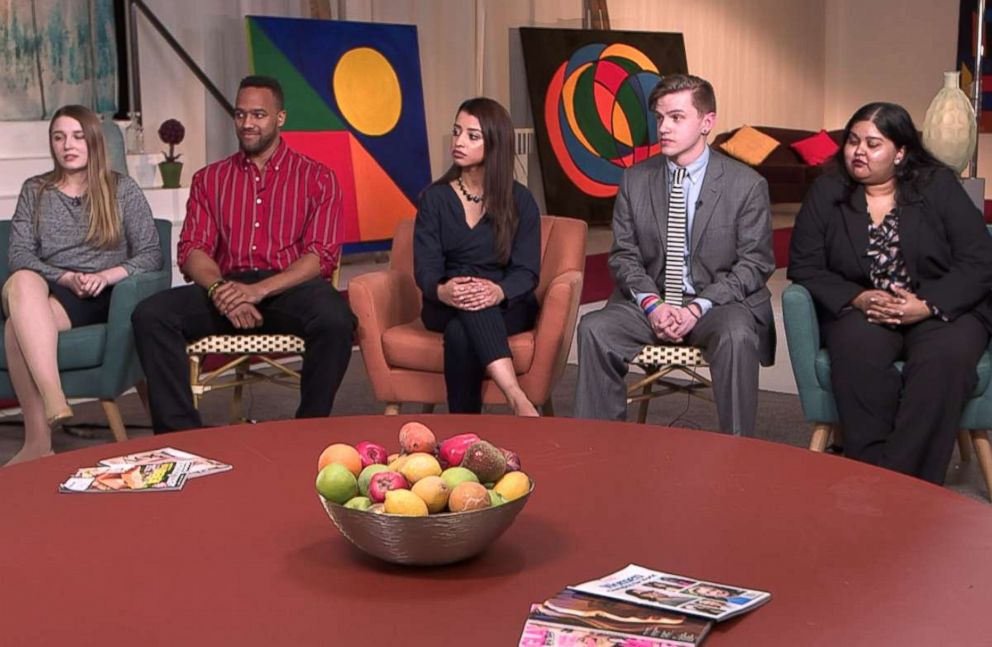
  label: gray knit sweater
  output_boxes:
[9,174,163,282]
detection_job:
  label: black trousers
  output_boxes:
[421,295,537,413]
[823,309,988,484]
[132,272,356,433]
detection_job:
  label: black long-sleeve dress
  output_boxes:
[413,181,541,412]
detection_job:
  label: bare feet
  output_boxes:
[4,446,54,467]
[510,394,540,417]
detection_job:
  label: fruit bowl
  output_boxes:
[318,483,534,566]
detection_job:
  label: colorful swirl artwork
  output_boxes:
[544,43,663,198]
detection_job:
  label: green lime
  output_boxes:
[344,496,373,510]
[316,463,358,504]
[440,466,479,490]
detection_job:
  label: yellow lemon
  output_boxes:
[411,475,451,513]
[399,452,442,484]
[384,489,429,516]
[494,471,531,502]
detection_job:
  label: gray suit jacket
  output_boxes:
[607,149,777,364]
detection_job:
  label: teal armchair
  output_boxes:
[783,282,992,499]
[0,219,173,441]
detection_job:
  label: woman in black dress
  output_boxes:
[414,97,541,416]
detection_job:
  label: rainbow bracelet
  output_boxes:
[639,294,662,316]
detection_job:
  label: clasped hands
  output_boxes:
[649,302,701,343]
[58,271,109,298]
[211,281,268,329]
[852,285,931,326]
[438,276,504,311]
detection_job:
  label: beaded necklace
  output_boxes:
[456,176,483,204]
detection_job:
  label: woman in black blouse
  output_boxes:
[414,97,541,416]
[788,102,992,483]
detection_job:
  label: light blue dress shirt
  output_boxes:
[633,146,713,315]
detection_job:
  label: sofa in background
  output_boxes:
[712,127,843,204]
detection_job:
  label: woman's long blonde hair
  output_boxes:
[38,105,122,249]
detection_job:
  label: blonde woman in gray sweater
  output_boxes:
[3,105,161,465]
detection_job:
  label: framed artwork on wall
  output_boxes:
[520,28,687,224]
[246,16,430,243]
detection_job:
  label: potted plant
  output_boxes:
[158,118,186,188]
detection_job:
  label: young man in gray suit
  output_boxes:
[574,74,776,436]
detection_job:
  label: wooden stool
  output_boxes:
[187,334,305,423]
[626,345,711,423]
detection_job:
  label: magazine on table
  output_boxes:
[518,589,713,646]
[98,447,232,479]
[569,564,771,622]
[59,461,192,493]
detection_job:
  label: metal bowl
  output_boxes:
[318,483,534,566]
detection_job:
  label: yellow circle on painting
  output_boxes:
[333,47,402,136]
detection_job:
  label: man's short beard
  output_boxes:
[239,130,278,155]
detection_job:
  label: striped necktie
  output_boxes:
[663,166,688,305]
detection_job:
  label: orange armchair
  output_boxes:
[350,216,587,415]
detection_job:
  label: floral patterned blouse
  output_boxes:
[866,209,944,320]
[867,209,911,291]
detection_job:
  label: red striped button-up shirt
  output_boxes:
[177,139,343,280]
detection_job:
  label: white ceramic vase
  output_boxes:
[922,71,977,174]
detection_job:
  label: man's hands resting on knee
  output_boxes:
[648,302,702,343]
[211,283,265,330]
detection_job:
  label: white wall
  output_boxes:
[823,0,959,128]
[135,0,305,176]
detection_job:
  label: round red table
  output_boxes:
[1,415,990,646]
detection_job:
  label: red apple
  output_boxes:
[367,471,408,503]
[356,440,388,468]
[439,433,481,468]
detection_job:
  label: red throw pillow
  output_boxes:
[790,130,839,166]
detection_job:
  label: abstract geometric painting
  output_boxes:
[246,16,430,242]
[520,28,687,224]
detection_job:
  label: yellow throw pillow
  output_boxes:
[718,126,780,165]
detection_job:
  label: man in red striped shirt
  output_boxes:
[132,76,356,433]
